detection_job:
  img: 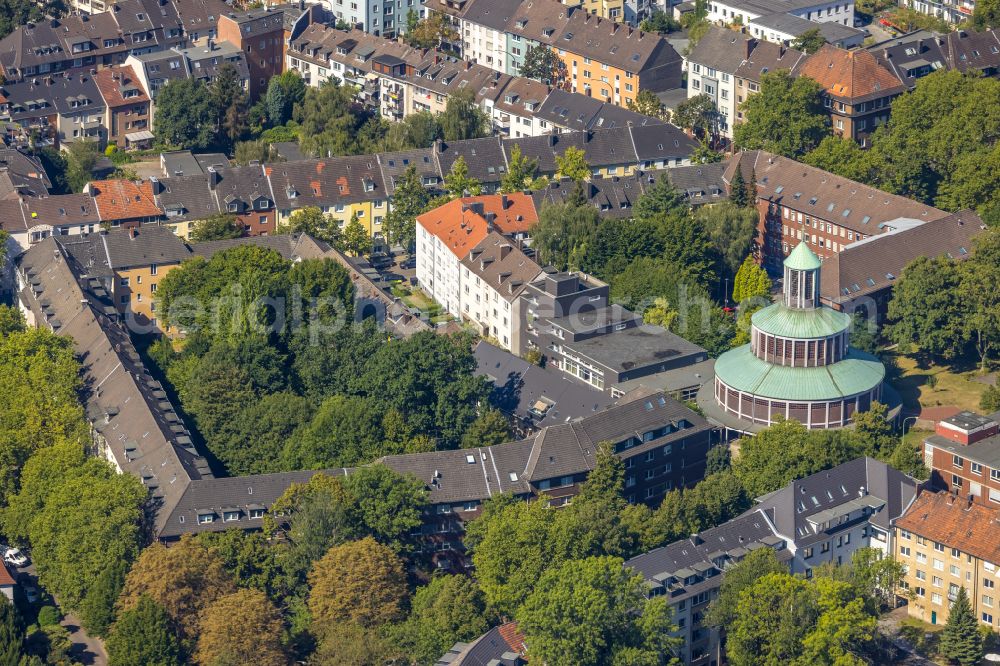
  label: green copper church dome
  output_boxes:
[751,303,851,340]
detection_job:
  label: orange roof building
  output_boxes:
[894,491,1000,627]
[87,179,163,226]
[797,45,906,146]
[415,193,540,323]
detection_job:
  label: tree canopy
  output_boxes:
[735,71,828,157]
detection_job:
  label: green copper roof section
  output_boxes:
[784,242,822,271]
[752,303,851,339]
[714,345,885,401]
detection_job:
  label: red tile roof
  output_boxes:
[416,194,538,260]
[895,491,1000,564]
[92,65,149,107]
[798,44,905,101]
[497,621,527,655]
[0,563,14,587]
[88,179,161,221]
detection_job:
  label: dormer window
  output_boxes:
[227,203,238,212]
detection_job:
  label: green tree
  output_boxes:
[791,27,826,54]
[225,392,313,475]
[379,111,442,151]
[341,464,428,551]
[106,596,180,666]
[940,586,983,666]
[500,144,540,193]
[982,384,1000,412]
[117,537,237,645]
[406,12,459,49]
[264,70,306,127]
[189,213,242,242]
[443,156,482,198]
[383,164,430,250]
[308,537,408,628]
[64,140,98,193]
[282,394,384,468]
[803,136,875,183]
[287,206,340,245]
[844,547,906,613]
[340,212,372,257]
[732,255,771,304]
[634,173,687,222]
[154,78,217,150]
[640,10,681,34]
[211,64,249,150]
[195,589,288,666]
[674,94,720,140]
[516,556,680,666]
[691,139,723,164]
[974,0,1000,28]
[555,146,591,181]
[530,200,601,270]
[232,140,282,166]
[78,561,127,637]
[626,88,670,121]
[729,165,748,207]
[440,88,489,141]
[958,246,1000,372]
[461,409,510,449]
[198,530,285,600]
[732,419,864,497]
[697,202,759,280]
[887,255,968,362]
[705,547,786,630]
[392,576,490,666]
[465,494,561,615]
[518,45,567,87]
[734,71,828,157]
[0,596,23,665]
[295,80,378,157]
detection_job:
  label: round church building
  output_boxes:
[698,242,891,433]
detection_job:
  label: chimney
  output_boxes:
[149,176,162,195]
[548,134,557,146]
[466,60,473,70]
[583,131,591,143]
[207,166,220,189]
[500,194,509,210]
[500,244,512,259]
[129,227,138,239]
[485,211,496,231]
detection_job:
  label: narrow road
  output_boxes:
[18,562,108,665]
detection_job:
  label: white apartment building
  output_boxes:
[706,0,855,28]
[459,233,541,350]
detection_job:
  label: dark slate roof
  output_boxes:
[161,150,204,177]
[17,238,213,535]
[686,26,753,71]
[377,148,441,196]
[665,161,729,205]
[868,31,948,89]
[177,41,250,84]
[22,193,101,229]
[439,622,526,666]
[377,439,535,504]
[159,469,347,538]
[459,0,523,31]
[561,324,708,374]
[944,27,1000,75]
[753,457,919,545]
[0,148,51,198]
[535,89,605,132]
[191,233,304,260]
[211,164,274,210]
[435,137,507,184]
[626,509,788,602]
[100,225,191,269]
[630,123,699,161]
[154,173,220,222]
[734,39,807,82]
[475,340,612,429]
[819,209,986,306]
[532,174,652,219]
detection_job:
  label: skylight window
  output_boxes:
[809,196,818,205]
[466,454,475,464]
[774,185,784,194]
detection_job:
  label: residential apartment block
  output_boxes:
[416,194,537,327]
[921,410,1000,506]
[725,150,950,272]
[216,8,286,99]
[93,64,152,148]
[819,209,985,320]
[628,457,920,665]
[704,0,856,32]
[797,44,906,146]
[894,491,1000,629]
[0,0,228,81]
[427,0,683,107]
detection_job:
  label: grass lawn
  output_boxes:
[390,283,448,320]
[886,351,989,413]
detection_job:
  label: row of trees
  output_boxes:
[885,226,1000,371]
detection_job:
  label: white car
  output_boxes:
[3,548,27,567]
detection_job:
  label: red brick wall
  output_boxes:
[929,444,1000,506]
[236,209,276,236]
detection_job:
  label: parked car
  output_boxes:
[4,548,27,567]
[400,257,416,270]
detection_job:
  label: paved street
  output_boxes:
[18,563,108,665]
